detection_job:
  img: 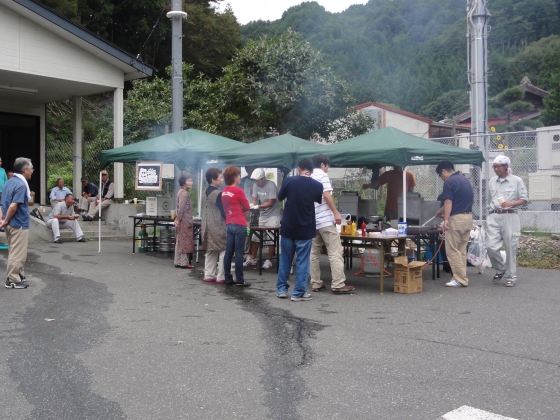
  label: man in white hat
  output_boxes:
[486,155,528,287]
[84,170,114,221]
[243,168,281,270]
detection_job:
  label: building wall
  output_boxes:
[383,111,430,138]
[0,4,122,88]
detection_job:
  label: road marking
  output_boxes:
[441,405,518,420]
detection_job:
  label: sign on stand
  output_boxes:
[135,162,163,191]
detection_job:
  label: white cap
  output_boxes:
[493,155,510,166]
[250,168,266,180]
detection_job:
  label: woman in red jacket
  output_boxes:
[221,165,251,287]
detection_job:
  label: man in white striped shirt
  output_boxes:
[310,155,355,294]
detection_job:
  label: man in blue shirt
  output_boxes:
[78,176,99,214]
[49,178,72,208]
[0,157,34,289]
[435,161,473,288]
[276,159,323,301]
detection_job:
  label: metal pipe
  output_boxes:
[167,1,187,201]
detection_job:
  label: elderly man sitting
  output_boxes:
[49,178,72,208]
[46,193,86,244]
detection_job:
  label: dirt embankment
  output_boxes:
[517,235,560,270]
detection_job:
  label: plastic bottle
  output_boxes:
[138,224,148,253]
[361,221,367,237]
[351,221,357,236]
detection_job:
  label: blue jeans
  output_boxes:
[224,224,247,284]
[276,237,312,297]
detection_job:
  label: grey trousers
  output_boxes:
[486,213,521,279]
[47,218,84,240]
[88,199,113,218]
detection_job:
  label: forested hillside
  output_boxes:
[242,0,560,117]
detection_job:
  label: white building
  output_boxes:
[0,0,154,202]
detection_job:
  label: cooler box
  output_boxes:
[146,197,174,217]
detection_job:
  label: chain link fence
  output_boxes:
[336,130,560,233]
[46,134,198,208]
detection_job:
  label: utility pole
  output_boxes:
[167,1,187,201]
[467,0,490,220]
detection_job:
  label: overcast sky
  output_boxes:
[219,0,368,25]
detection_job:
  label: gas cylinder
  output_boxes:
[138,224,148,253]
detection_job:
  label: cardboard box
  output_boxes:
[146,196,174,217]
[393,256,424,294]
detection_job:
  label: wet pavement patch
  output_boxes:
[219,285,326,420]
[7,252,125,419]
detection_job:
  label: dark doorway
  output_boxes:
[0,112,41,203]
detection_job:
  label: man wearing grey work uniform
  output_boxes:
[243,168,281,270]
[486,155,528,287]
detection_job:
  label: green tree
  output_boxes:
[541,73,560,126]
[419,90,469,120]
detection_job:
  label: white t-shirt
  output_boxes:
[311,168,334,230]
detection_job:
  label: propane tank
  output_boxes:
[138,223,148,253]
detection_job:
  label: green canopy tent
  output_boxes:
[99,128,244,169]
[319,127,485,223]
[99,128,245,216]
[215,134,327,173]
[323,127,484,168]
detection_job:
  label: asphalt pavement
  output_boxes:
[0,240,559,420]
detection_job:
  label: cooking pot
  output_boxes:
[367,215,384,224]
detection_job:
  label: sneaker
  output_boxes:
[505,278,516,287]
[216,279,226,284]
[493,272,504,283]
[243,257,257,267]
[53,238,63,244]
[291,293,313,301]
[5,279,29,289]
[262,259,272,270]
[76,237,86,243]
[203,277,216,282]
[277,292,288,298]
[445,279,466,287]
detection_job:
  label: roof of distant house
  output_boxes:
[353,102,433,124]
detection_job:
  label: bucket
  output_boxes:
[159,226,176,252]
[398,222,407,236]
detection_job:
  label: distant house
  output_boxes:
[353,102,469,139]
[0,0,155,202]
[443,77,549,129]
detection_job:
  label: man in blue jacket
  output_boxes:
[0,157,34,289]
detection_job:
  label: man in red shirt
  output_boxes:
[363,166,416,221]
